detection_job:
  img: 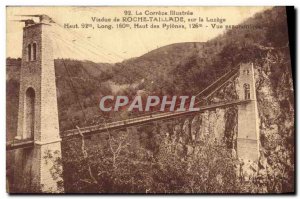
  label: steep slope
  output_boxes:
[109,7,291,97]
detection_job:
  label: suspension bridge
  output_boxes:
[6,63,243,150]
[7,14,260,193]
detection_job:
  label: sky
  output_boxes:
[6,6,270,63]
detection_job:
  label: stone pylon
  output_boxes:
[236,63,260,162]
[13,15,64,193]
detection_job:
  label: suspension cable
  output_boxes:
[49,35,88,124]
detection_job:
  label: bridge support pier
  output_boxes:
[236,63,260,162]
[14,141,63,192]
[13,16,64,193]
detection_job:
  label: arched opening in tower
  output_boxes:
[243,83,250,100]
[27,44,31,61]
[32,43,37,61]
[25,87,35,139]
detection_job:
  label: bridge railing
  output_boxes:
[6,99,252,150]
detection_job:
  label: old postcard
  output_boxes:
[6,6,295,194]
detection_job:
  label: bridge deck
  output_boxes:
[6,99,251,150]
[6,138,34,151]
[62,99,250,137]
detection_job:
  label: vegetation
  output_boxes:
[62,125,242,193]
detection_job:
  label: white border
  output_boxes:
[1,0,299,198]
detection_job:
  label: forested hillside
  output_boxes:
[109,7,291,96]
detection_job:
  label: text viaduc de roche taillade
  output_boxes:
[91,10,226,23]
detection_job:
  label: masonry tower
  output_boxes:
[14,15,64,192]
[237,63,260,162]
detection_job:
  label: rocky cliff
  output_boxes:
[142,58,294,193]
